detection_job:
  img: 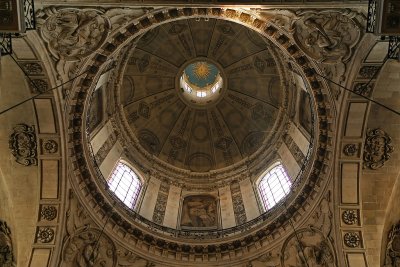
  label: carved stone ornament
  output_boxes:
[343,144,358,156]
[0,220,14,267]
[281,228,336,267]
[42,139,58,154]
[37,227,55,243]
[384,221,400,267]
[343,232,361,248]
[61,228,116,267]
[40,9,111,60]
[40,205,58,221]
[291,10,361,64]
[9,124,37,166]
[342,210,358,225]
[363,128,394,170]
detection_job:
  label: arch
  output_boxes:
[107,160,143,209]
[257,162,292,211]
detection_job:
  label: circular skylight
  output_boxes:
[179,60,224,107]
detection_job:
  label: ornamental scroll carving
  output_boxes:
[291,10,361,64]
[384,221,400,267]
[40,9,110,61]
[363,128,394,170]
[0,220,14,267]
[9,124,37,166]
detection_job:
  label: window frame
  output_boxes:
[256,162,292,212]
[107,159,144,210]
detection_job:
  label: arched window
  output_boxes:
[258,163,292,211]
[108,161,142,209]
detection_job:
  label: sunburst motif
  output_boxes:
[193,62,211,79]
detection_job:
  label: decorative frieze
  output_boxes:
[363,128,394,170]
[9,124,37,166]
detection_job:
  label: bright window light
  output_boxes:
[258,163,292,210]
[108,161,142,209]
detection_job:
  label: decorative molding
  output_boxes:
[384,221,400,267]
[0,220,14,266]
[343,232,361,248]
[342,209,359,225]
[363,128,394,170]
[9,124,37,166]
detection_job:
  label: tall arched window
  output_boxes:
[258,163,292,211]
[108,161,142,209]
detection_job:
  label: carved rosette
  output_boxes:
[343,232,361,248]
[363,128,394,170]
[40,9,111,61]
[40,205,58,221]
[37,227,55,243]
[0,220,14,267]
[384,221,400,266]
[42,139,58,154]
[9,124,37,166]
[342,210,358,225]
[61,228,116,267]
[291,10,361,64]
[343,144,358,156]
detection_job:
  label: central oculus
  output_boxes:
[178,60,224,107]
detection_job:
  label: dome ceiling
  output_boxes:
[120,18,284,172]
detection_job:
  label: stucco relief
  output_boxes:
[9,124,37,166]
[62,228,116,267]
[40,8,110,60]
[281,228,336,267]
[0,220,14,267]
[384,221,400,267]
[291,10,361,64]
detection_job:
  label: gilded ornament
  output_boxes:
[344,232,360,248]
[363,128,394,169]
[342,210,358,225]
[9,124,37,166]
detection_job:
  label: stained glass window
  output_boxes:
[108,161,142,209]
[258,163,292,211]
